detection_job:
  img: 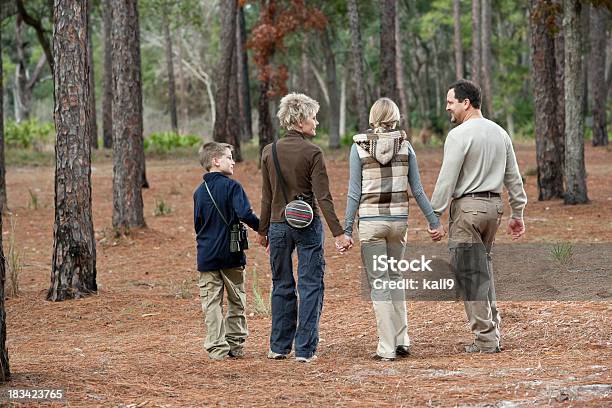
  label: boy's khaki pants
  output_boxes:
[198,267,248,359]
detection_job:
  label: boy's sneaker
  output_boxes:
[295,355,317,363]
[229,349,245,358]
[208,354,229,361]
[464,343,501,353]
[267,349,288,360]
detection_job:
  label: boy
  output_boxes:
[194,142,259,360]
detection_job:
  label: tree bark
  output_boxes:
[553,0,565,158]
[258,81,274,156]
[322,28,340,149]
[589,5,608,146]
[347,0,369,131]
[0,27,7,212]
[379,0,399,102]
[102,0,112,148]
[87,0,98,149]
[0,209,9,381]
[111,0,146,229]
[163,13,178,134]
[481,0,493,117]
[395,0,411,138]
[340,69,346,138]
[563,0,589,204]
[14,15,32,122]
[531,0,565,201]
[49,0,97,301]
[453,0,464,79]
[176,32,190,133]
[237,6,252,141]
[212,0,242,160]
[471,0,481,85]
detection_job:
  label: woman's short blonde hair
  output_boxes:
[369,98,400,131]
[199,142,232,171]
[277,92,320,130]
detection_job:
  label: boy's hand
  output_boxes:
[258,234,268,248]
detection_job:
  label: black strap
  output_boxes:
[204,180,230,226]
[271,141,290,205]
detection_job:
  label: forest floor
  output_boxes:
[1,142,611,407]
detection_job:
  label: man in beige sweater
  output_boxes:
[429,79,527,353]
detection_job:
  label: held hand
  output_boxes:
[427,225,446,242]
[335,235,352,253]
[258,234,268,248]
[507,218,525,241]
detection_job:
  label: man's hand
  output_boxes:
[507,217,525,241]
[335,235,353,253]
[258,234,268,248]
[427,224,446,242]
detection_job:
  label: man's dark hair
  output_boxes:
[448,79,481,109]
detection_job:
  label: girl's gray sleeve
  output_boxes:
[407,145,440,228]
[344,144,362,236]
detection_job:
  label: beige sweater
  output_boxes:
[431,118,527,219]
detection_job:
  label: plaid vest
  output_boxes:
[354,131,410,217]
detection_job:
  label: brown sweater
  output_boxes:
[259,130,344,237]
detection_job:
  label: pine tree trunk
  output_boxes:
[49,0,97,301]
[111,0,146,229]
[589,5,608,146]
[322,28,340,149]
[0,210,9,381]
[531,0,565,201]
[379,0,399,102]
[227,33,242,162]
[176,33,190,133]
[14,15,32,122]
[87,0,98,149]
[395,0,411,138]
[102,0,112,148]
[471,0,481,85]
[553,0,565,158]
[237,6,252,141]
[340,69,346,137]
[258,80,274,156]
[563,0,589,204]
[0,28,7,212]
[481,0,493,117]
[163,13,178,134]
[453,0,464,79]
[347,0,369,131]
[213,0,242,160]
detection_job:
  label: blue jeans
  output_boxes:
[268,217,325,358]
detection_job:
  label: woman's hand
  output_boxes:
[427,225,446,242]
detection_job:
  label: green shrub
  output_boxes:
[144,132,201,152]
[154,198,172,216]
[5,119,54,149]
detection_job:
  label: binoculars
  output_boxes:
[229,223,249,253]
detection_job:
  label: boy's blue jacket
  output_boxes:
[194,172,259,272]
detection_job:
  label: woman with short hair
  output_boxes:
[344,97,442,361]
[258,92,350,363]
